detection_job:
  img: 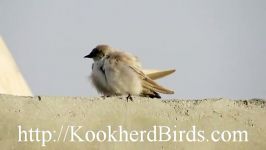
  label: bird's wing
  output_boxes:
[144,69,176,80]
[129,66,174,94]
[105,51,174,95]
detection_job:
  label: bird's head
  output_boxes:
[84,44,113,61]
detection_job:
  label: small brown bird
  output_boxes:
[84,45,174,100]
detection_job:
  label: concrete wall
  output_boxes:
[0,94,265,150]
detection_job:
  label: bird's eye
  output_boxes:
[99,52,104,57]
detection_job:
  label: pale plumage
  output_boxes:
[84,45,174,99]
[144,69,176,80]
[90,59,113,96]
[84,45,114,96]
[103,51,143,97]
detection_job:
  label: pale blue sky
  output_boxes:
[0,0,265,99]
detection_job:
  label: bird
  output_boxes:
[84,44,174,100]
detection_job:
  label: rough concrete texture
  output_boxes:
[0,94,265,150]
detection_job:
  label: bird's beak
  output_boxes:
[84,54,92,58]
[84,48,97,58]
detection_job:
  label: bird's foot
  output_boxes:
[126,94,133,102]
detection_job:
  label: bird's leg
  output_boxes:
[126,94,133,102]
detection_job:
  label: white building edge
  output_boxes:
[0,36,32,96]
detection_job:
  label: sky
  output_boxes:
[0,0,265,99]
